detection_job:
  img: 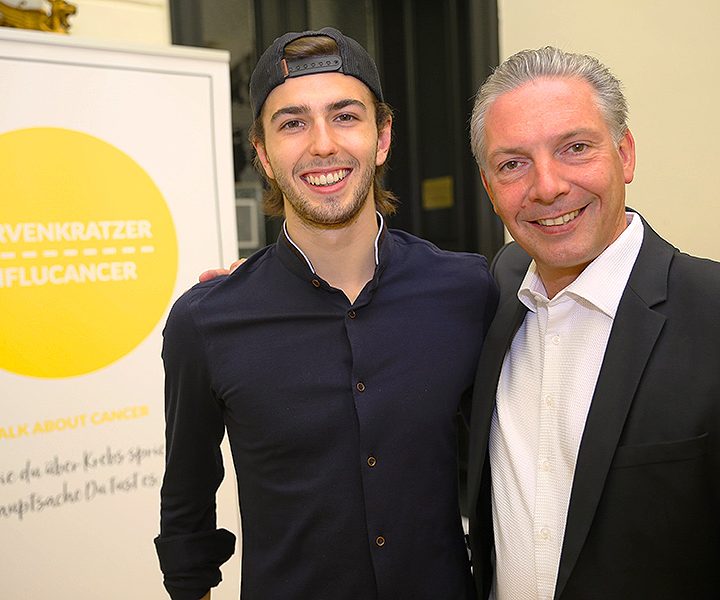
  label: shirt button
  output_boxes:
[348,309,356,319]
[375,535,385,547]
[311,279,321,288]
[356,382,365,392]
[544,394,554,408]
[552,334,560,345]
[540,459,551,472]
[367,456,377,467]
[539,527,550,540]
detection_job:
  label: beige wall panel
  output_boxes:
[498,0,720,260]
[71,0,170,45]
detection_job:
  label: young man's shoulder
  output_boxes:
[389,228,491,270]
[167,244,278,321]
[387,229,498,304]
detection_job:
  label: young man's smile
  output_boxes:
[301,167,351,189]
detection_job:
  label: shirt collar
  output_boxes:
[282,212,384,274]
[277,212,389,283]
[518,212,644,317]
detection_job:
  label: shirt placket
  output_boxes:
[343,292,391,593]
[533,299,561,600]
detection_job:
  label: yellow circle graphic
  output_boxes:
[0,127,178,378]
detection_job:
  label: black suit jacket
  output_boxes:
[466,214,720,599]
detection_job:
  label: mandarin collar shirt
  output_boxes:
[489,213,644,600]
[156,220,498,600]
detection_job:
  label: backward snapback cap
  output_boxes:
[249,27,383,119]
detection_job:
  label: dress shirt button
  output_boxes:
[552,334,560,345]
[540,459,551,472]
[367,456,377,467]
[356,382,365,392]
[311,278,321,288]
[539,527,550,540]
[375,535,385,547]
[544,394,554,408]
[348,309,356,319]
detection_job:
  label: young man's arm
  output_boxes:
[155,290,235,599]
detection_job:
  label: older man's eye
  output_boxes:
[500,160,519,171]
[569,143,588,153]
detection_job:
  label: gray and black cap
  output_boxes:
[249,27,383,120]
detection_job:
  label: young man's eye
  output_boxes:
[280,120,303,130]
[335,113,357,123]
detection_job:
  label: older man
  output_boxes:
[466,47,720,600]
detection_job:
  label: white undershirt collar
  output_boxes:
[282,212,384,275]
[518,212,644,318]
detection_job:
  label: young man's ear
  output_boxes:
[375,117,392,167]
[253,140,275,180]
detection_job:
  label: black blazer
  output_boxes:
[466,214,720,599]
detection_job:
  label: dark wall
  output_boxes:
[170,0,504,259]
[377,0,503,258]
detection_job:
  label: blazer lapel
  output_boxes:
[554,219,673,598]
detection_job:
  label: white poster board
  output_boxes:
[0,28,239,599]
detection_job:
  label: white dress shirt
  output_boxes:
[489,213,644,600]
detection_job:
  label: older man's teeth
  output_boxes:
[537,209,580,226]
[305,170,349,187]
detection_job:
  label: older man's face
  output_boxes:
[481,76,636,296]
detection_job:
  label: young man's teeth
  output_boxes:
[306,170,348,187]
[537,209,580,226]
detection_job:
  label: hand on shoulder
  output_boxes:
[198,258,246,282]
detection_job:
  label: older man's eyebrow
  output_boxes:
[488,146,522,159]
[488,128,605,161]
[556,128,601,143]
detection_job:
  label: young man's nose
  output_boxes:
[308,122,339,157]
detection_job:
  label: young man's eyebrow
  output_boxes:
[269,105,311,123]
[269,98,369,124]
[327,98,368,113]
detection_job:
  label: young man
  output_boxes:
[155,28,497,600]
[466,47,720,599]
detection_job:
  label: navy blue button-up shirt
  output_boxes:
[156,225,498,600]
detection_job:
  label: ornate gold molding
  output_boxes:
[0,0,77,34]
